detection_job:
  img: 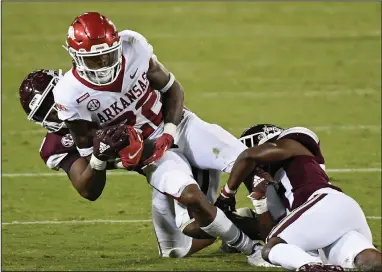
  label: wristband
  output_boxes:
[250,197,268,215]
[163,123,177,137]
[159,73,175,93]
[222,184,237,197]
[89,154,107,171]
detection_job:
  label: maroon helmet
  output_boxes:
[19,69,64,132]
[63,12,122,86]
[240,124,284,147]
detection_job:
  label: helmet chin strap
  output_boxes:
[87,70,113,85]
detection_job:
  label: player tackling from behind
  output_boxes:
[52,12,260,258]
[216,124,382,271]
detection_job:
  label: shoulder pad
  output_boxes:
[119,29,153,58]
[277,127,322,157]
[53,72,89,121]
[119,30,147,43]
[277,127,319,144]
[52,72,79,107]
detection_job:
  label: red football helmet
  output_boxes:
[19,69,64,132]
[63,12,122,86]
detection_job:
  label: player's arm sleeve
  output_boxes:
[56,104,80,121]
[39,136,74,171]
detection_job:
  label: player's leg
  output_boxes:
[175,111,246,172]
[261,191,357,271]
[152,189,193,258]
[144,150,258,255]
[191,167,221,204]
[319,194,381,270]
[321,231,381,270]
[152,189,215,258]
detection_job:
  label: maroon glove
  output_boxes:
[249,166,274,200]
[142,133,174,167]
[93,124,130,161]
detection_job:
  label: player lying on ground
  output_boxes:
[53,11,261,257]
[18,69,271,262]
[216,124,382,271]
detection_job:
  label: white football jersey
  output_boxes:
[53,30,164,139]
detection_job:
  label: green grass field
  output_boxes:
[2,2,381,271]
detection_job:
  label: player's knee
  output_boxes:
[261,237,285,262]
[355,249,382,271]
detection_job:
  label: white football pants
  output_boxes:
[266,187,375,268]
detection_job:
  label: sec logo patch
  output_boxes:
[87,99,100,111]
[61,134,74,148]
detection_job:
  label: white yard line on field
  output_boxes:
[325,168,381,173]
[2,219,152,226]
[1,168,381,178]
[2,172,136,178]
[201,89,378,98]
[5,124,381,136]
[229,125,381,132]
[311,125,380,132]
[2,217,380,226]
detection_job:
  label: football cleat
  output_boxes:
[297,263,344,272]
[247,242,278,267]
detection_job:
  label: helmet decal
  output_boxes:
[68,26,75,40]
[240,124,284,147]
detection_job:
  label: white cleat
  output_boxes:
[247,243,279,268]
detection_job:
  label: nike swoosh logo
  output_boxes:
[128,144,142,159]
[129,68,138,79]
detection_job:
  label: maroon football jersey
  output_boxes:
[267,127,341,211]
[39,128,79,170]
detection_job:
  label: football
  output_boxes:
[250,167,273,200]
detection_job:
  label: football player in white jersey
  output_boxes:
[52,12,260,257]
[18,69,237,258]
[22,69,270,261]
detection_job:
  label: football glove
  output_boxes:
[93,124,130,161]
[214,185,237,213]
[141,133,173,167]
[118,126,144,168]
